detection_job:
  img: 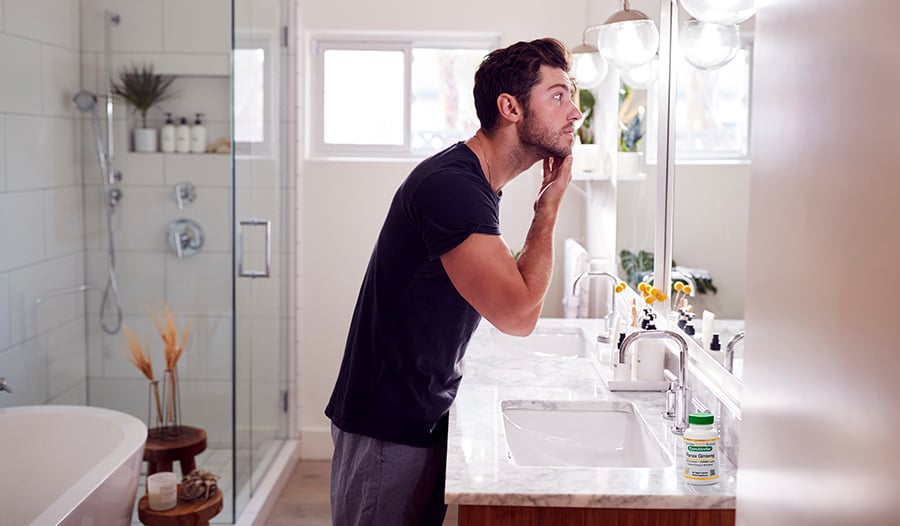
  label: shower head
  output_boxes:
[73,91,98,112]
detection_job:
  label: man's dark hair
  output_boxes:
[473,38,572,133]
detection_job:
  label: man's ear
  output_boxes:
[496,93,522,124]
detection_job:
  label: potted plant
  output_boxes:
[617,84,644,178]
[573,88,600,173]
[113,63,175,153]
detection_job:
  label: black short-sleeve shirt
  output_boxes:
[325,142,501,447]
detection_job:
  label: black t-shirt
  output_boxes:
[325,142,501,447]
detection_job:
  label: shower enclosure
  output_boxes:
[0,1,295,523]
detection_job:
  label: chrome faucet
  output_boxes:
[620,330,691,434]
[724,331,745,374]
[0,377,11,394]
[572,271,620,343]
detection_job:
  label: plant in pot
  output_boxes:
[617,84,644,178]
[113,63,175,153]
[574,88,599,173]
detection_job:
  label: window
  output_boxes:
[310,33,498,158]
[673,38,752,160]
[234,33,275,156]
[645,37,753,163]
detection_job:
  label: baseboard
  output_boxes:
[300,427,334,459]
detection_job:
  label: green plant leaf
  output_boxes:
[112,63,176,128]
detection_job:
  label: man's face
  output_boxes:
[518,65,582,158]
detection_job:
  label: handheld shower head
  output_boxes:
[73,91,98,112]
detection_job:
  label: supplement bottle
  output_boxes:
[684,412,719,485]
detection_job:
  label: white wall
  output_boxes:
[0,0,86,407]
[737,1,900,525]
[297,0,601,458]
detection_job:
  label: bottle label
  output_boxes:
[684,436,719,482]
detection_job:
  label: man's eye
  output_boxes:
[553,93,563,101]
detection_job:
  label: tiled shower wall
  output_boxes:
[78,0,243,447]
[0,0,87,407]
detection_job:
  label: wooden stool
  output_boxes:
[138,487,223,526]
[144,425,207,477]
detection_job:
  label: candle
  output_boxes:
[147,471,178,511]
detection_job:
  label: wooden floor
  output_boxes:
[265,460,459,525]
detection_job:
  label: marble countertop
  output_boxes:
[445,318,737,510]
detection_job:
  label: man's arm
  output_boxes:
[440,156,572,336]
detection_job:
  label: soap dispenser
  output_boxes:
[160,113,176,153]
[190,113,206,154]
[175,117,191,153]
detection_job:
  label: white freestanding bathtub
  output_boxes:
[0,405,147,525]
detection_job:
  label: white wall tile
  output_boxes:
[4,0,78,49]
[161,76,231,123]
[165,252,232,315]
[0,273,9,351]
[5,116,78,191]
[114,251,168,315]
[8,253,83,345]
[0,34,42,114]
[48,381,87,405]
[43,319,87,401]
[85,377,150,425]
[41,45,81,117]
[162,0,230,54]
[119,152,165,185]
[43,187,84,259]
[164,153,231,187]
[80,0,162,54]
[112,186,175,251]
[177,378,232,447]
[0,340,47,407]
[0,2,5,32]
[0,191,45,272]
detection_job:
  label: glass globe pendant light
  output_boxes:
[621,56,659,89]
[596,0,660,71]
[679,19,740,70]
[681,0,757,25]
[571,39,609,89]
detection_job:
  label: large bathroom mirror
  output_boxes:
[667,3,752,382]
[608,0,752,388]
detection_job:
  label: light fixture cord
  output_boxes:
[623,0,630,10]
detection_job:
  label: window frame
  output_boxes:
[307,32,500,159]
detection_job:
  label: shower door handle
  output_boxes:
[238,218,271,278]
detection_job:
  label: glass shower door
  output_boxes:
[231,0,291,518]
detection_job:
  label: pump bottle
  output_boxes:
[190,113,206,154]
[175,117,191,153]
[160,113,176,153]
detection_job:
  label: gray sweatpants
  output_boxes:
[330,423,448,526]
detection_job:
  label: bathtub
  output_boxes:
[0,405,147,526]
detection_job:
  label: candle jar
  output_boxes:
[147,471,178,511]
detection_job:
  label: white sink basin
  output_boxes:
[501,399,672,468]
[490,326,589,358]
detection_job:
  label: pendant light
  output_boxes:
[571,28,609,89]
[679,19,740,70]
[680,0,757,25]
[621,56,659,89]
[596,0,660,71]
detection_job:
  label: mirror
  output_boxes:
[602,0,752,384]
[668,3,753,381]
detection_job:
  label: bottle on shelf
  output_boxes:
[190,113,207,154]
[160,113,176,153]
[175,117,191,153]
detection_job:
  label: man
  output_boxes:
[325,37,582,525]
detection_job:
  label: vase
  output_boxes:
[161,368,182,438]
[134,127,158,153]
[147,379,163,429]
[573,142,600,174]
